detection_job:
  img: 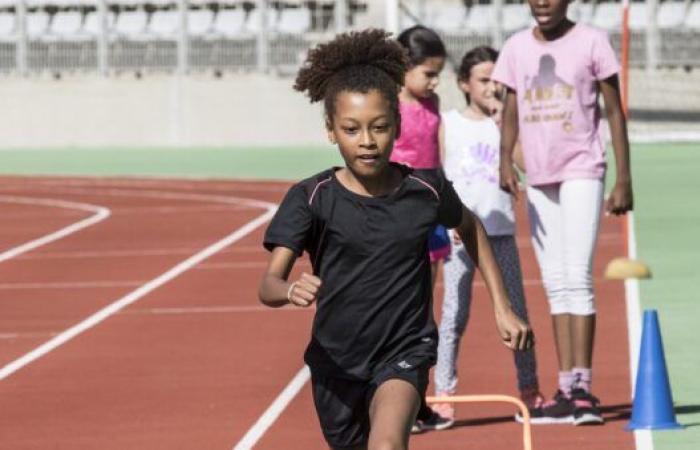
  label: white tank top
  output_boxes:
[442,109,515,236]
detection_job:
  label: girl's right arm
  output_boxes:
[499,88,521,199]
[259,246,321,308]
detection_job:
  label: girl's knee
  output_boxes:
[368,439,405,450]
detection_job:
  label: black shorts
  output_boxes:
[310,358,429,450]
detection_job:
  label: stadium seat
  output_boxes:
[592,2,622,30]
[48,11,84,37]
[502,3,531,32]
[465,4,496,33]
[114,9,149,38]
[0,12,15,41]
[82,11,116,37]
[428,5,468,31]
[684,1,700,30]
[148,10,179,38]
[245,7,279,34]
[188,9,214,36]
[27,11,51,38]
[211,9,247,38]
[657,1,686,29]
[277,7,311,34]
[628,2,648,31]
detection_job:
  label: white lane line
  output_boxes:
[233,366,311,450]
[122,305,314,315]
[0,196,110,264]
[0,281,145,290]
[0,195,276,381]
[16,248,231,260]
[624,212,653,450]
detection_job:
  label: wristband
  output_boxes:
[286,282,297,303]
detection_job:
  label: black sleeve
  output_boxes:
[263,183,312,256]
[436,170,464,229]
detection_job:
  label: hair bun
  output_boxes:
[294,29,408,103]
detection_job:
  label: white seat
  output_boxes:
[428,5,467,31]
[82,11,116,36]
[49,11,84,36]
[628,3,648,31]
[212,9,247,37]
[27,11,50,38]
[148,10,179,37]
[502,4,530,32]
[114,10,148,37]
[465,5,496,33]
[684,2,700,30]
[277,7,311,34]
[657,2,686,29]
[570,2,595,24]
[592,2,622,30]
[245,7,278,33]
[0,12,15,39]
[188,9,214,36]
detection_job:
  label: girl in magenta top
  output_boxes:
[392,25,454,432]
[492,0,633,426]
[393,25,450,264]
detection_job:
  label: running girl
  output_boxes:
[259,29,534,450]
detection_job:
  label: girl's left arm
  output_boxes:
[453,206,533,351]
[599,74,634,215]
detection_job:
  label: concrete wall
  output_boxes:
[1,69,697,149]
[0,74,328,148]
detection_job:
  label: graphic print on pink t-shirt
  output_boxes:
[491,24,620,186]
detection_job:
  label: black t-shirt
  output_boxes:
[264,163,463,380]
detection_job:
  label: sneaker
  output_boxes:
[412,407,454,433]
[571,388,604,426]
[515,390,574,424]
[520,387,546,409]
[431,392,456,423]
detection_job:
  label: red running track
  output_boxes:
[0,176,634,450]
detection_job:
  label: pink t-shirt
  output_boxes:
[492,24,620,186]
[390,96,441,169]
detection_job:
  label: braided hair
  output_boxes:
[294,29,408,124]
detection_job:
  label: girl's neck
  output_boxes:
[534,18,575,42]
[399,87,423,104]
[463,101,490,121]
[337,164,401,198]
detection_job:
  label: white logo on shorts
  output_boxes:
[397,360,412,369]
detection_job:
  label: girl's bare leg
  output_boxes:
[367,379,421,450]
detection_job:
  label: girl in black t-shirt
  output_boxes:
[259,29,534,450]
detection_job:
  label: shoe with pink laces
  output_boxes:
[515,390,574,424]
[431,392,455,423]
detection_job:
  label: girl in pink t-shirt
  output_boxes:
[394,26,450,273]
[394,25,453,432]
[492,0,633,426]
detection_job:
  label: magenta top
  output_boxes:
[390,96,441,169]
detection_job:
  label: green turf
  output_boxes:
[630,143,700,449]
[2,143,699,447]
[0,147,342,180]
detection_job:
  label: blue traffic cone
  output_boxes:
[627,310,682,430]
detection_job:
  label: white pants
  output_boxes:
[527,179,604,316]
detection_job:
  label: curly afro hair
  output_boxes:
[294,29,408,123]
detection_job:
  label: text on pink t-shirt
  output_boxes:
[491,24,620,186]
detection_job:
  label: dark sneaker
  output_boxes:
[571,388,604,426]
[515,390,574,424]
[412,409,454,433]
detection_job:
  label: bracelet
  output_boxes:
[286,282,297,303]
